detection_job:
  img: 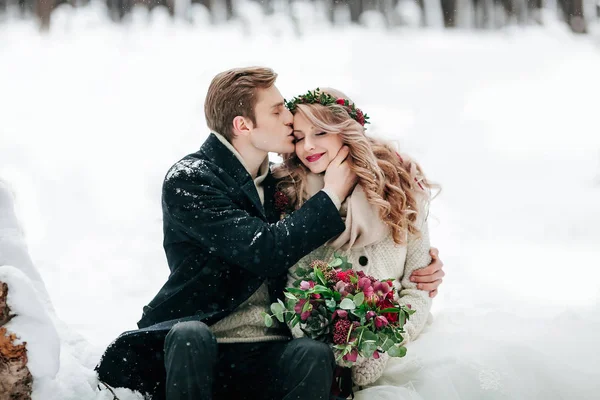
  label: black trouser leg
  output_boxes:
[163,321,218,400]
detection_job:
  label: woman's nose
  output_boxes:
[304,138,315,152]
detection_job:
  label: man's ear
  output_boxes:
[232,116,253,138]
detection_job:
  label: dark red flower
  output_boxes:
[333,319,353,344]
[343,349,359,363]
[336,270,356,283]
[294,299,312,321]
[375,315,389,329]
[332,310,348,320]
[355,109,365,125]
[336,98,346,105]
[274,191,290,211]
[377,299,399,324]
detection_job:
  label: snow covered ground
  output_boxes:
[1,3,600,399]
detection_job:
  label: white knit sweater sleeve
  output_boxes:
[396,204,433,345]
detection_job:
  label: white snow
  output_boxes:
[1,4,600,399]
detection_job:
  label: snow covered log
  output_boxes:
[0,281,33,400]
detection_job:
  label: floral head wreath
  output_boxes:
[285,88,370,127]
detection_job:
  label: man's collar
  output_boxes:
[200,133,254,186]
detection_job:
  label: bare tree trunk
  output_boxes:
[441,0,457,26]
[0,282,33,400]
[558,0,587,32]
[348,0,363,22]
[527,0,542,23]
[35,0,54,31]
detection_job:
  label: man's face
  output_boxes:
[248,85,295,154]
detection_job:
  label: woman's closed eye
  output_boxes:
[294,136,304,143]
[316,132,327,136]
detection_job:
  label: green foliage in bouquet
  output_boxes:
[262,253,416,364]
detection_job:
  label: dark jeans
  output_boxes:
[163,321,336,400]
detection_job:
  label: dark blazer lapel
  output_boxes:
[199,133,266,220]
[263,168,280,223]
[240,179,266,219]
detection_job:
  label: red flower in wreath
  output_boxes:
[355,109,366,126]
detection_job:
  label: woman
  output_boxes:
[273,87,436,389]
[274,88,599,400]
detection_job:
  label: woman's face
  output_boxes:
[293,112,344,174]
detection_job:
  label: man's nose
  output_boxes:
[283,109,293,126]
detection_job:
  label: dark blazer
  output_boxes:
[96,133,345,397]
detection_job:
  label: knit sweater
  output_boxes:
[287,183,433,386]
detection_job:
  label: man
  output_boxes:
[96,67,444,400]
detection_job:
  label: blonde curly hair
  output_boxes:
[273,88,438,245]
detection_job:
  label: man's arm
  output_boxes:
[163,173,345,278]
[410,247,445,298]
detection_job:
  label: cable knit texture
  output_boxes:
[351,353,389,387]
[211,281,290,343]
[287,180,433,386]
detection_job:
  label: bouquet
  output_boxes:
[263,253,415,365]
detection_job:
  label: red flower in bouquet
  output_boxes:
[343,349,359,363]
[374,315,389,329]
[377,298,399,324]
[358,277,374,298]
[332,310,348,320]
[373,281,391,298]
[294,299,312,321]
[336,270,354,283]
[333,319,353,344]
[334,280,355,297]
[263,253,414,368]
[300,280,315,290]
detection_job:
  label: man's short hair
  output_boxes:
[204,67,278,142]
